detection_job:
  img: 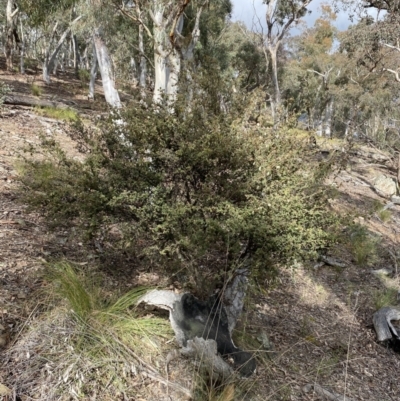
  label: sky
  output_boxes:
[230,0,375,33]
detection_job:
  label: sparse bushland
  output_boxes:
[19,72,340,293]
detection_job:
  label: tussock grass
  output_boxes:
[4,262,176,400]
[34,106,79,121]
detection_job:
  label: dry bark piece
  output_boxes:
[319,255,346,268]
[0,383,12,397]
[303,383,355,401]
[373,306,400,342]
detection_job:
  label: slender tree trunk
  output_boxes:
[19,19,25,74]
[130,57,139,87]
[167,49,180,105]
[73,34,80,77]
[6,0,16,71]
[138,24,147,97]
[397,152,400,186]
[152,5,170,104]
[323,99,334,138]
[88,44,98,99]
[268,45,281,110]
[93,30,121,108]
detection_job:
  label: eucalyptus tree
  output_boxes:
[283,6,341,135]
[260,0,313,118]
[114,0,232,105]
[338,15,400,144]
[115,0,204,104]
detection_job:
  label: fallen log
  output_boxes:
[4,93,71,110]
[372,306,400,342]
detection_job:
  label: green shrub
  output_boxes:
[78,69,90,87]
[20,76,338,292]
[0,81,11,106]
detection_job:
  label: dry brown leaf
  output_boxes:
[0,383,12,396]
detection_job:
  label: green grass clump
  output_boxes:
[373,287,398,310]
[348,224,380,266]
[78,69,90,86]
[378,209,392,222]
[35,106,79,121]
[48,262,95,320]
[31,83,42,97]
[371,200,392,222]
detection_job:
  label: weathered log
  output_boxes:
[137,289,256,377]
[4,93,71,109]
[373,306,400,342]
[319,255,346,268]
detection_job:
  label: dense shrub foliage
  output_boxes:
[20,85,338,291]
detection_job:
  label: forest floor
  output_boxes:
[1,58,400,401]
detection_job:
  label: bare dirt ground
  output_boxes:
[1,59,400,400]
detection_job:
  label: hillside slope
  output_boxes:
[1,64,400,400]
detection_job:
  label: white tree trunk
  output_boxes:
[152,5,170,104]
[6,0,17,71]
[93,30,121,108]
[323,99,333,138]
[268,45,281,110]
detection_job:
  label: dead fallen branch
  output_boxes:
[4,93,71,110]
[303,383,355,401]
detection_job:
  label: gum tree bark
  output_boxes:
[6,0,19,71]
[93,29,121,108]
[138,24,147,97]
[88,44,98,100]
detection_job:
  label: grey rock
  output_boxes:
[371,268,393,277]
[373,174,397,198]
[391,195,400,204]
